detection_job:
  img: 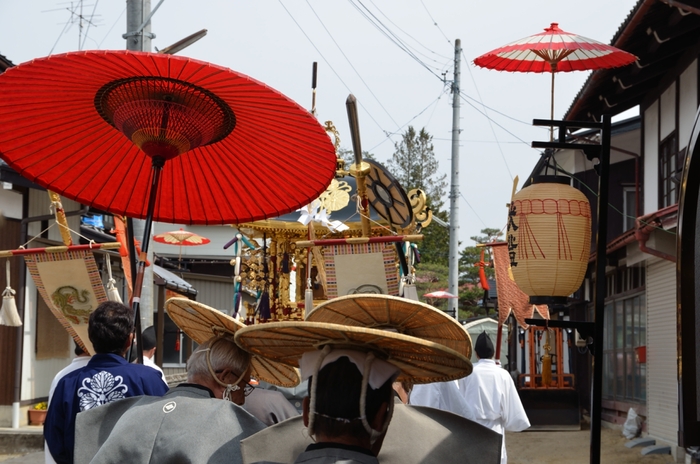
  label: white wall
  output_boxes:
[679,60,698,151]
[26,190,82,244]
[21,273,74,401]
[0,187,23,219]
[646,258,679,452]
[660,82,676,141]
[644,101,659,214]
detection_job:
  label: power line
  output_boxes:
[366,90,446,153]
[304,0,400,129]
[459,192,488,228]
[277,0,393,142]
[98,6,125,48]
[460,49,513,181]
[419,0,452,46]
[366,0,451,61]
[347,0,445,81]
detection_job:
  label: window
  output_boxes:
[603,267,647,403]
[659,133,683,208]
[623,186,637,231]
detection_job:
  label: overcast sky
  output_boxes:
[0,0,639,247]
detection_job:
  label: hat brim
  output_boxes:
[165,298,301,387]
[234,321,472,384]
[306,294,472,358]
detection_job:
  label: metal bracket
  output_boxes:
[122,32,156,39]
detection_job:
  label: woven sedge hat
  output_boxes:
[233,321,472,384]
[306,294,472,358]
[165,298,301,387]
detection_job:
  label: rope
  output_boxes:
[20,221,97,250]
[307,345,332,437]
[198,336,248,401]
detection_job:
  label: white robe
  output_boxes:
[409,380,469,418]
[458,359,530,464]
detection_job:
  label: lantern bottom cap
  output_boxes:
[529,296,568,306]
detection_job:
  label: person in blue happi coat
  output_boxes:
[45,301,168,464]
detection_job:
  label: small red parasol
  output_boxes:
[153,228,211,261]
[423,290,458,299]
[474,23,637,138]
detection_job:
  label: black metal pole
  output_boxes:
[130,157,165,364]
[590,114,611,464]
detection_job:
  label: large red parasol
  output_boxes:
[0,50,336,224]
[0,50,337,345]
[474,23,637,137]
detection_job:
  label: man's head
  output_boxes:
[187,336,252,405]
[475,331,495,359]
[88,301,134,355]
[301,350,398,455]
[142,326,157,358]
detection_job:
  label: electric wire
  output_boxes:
[97,7,125,48]
[48,12,75,56]
[459,92,539,151]
[366,91,445,153]
[461,50,513,181]
[459,192,488,228]
[304,0,400,129]
[346,0,445,80]
[419,0,452,46]
[549,153,675,236]
[80,0,100,50]
[366,0,451,61]
[277,0,391,141]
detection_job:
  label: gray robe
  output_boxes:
[293,445,379,464]
[241,401,501,464]
[75,384,265,464]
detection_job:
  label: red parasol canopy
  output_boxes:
[473,23,637,74]
[0,50,337,225]
[423,290,458,299]
[474,23,637,135]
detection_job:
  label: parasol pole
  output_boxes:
[131,157,165,364]
[346,94,371,237]
[48,191,73,246]
[550,69,555,142]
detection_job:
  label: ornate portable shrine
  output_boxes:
[234,161,430,323]
[233,123,431,324]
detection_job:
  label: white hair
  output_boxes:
[187,336,251,383]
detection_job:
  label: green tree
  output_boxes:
[459,228,502,283]
[337,147,374,170]
[386,126,447,210]
[385,127,449,264]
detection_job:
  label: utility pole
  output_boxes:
[124,0,156,333]
[448,39,461,319]
[124,0,157,52]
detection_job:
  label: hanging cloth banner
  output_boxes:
[14,244,121,354]
[490,242,549,328]
[323,242,400,299]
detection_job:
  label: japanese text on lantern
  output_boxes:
[507,204,518,267]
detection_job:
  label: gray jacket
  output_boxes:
[75,383,265,464]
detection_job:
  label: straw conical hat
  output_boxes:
[306,294,471,357]
[233,321,472,384]
[165,298,300,387]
